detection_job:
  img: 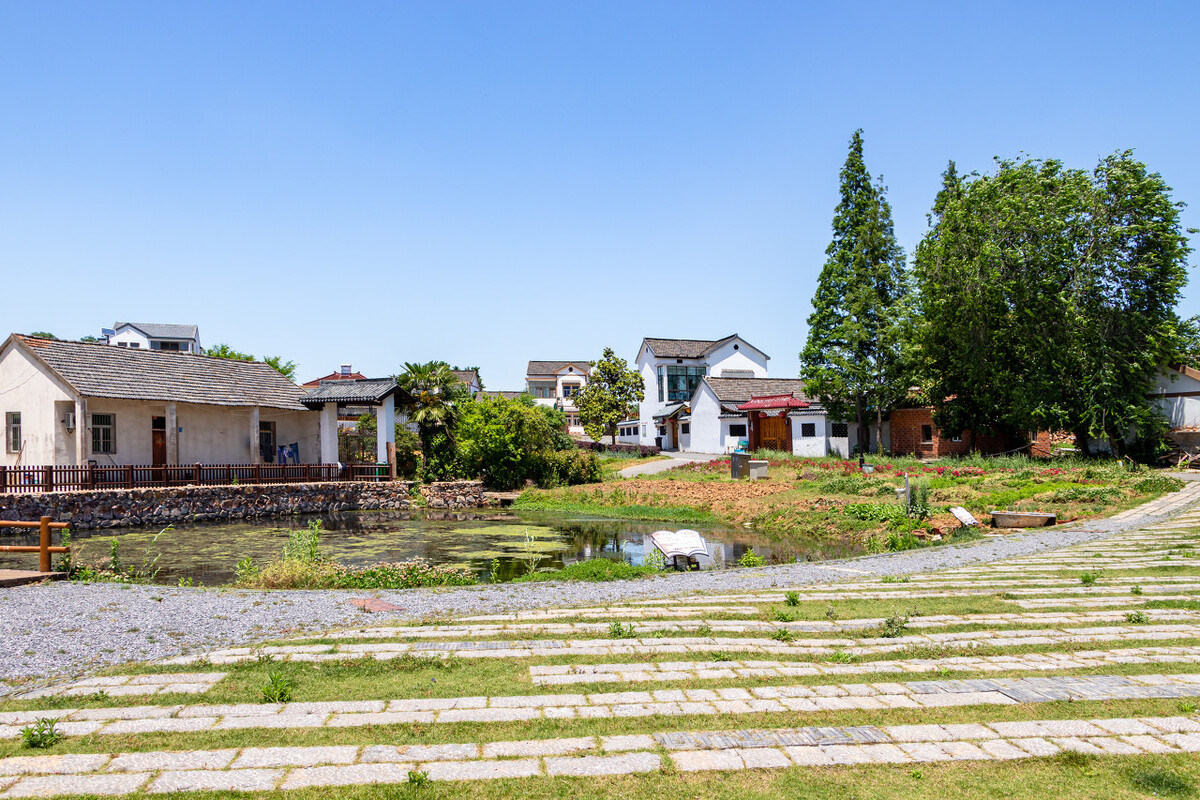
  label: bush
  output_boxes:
[536,449,602,487]
[511,557,657,583]
[578,441,662,456]
[245,557,477,590]
[843,503,908,523]
[1133,475,1185,494]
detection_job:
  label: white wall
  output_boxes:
[1154,369,1200,431]
[790,413,829,457]
[686,384,723,454]
[0,346,76,466]
[704,339,769,378]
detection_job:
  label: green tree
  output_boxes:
[263,356,297,382]
[457,394,568,489]
[27,331,56,339]
[914,151,1193,454]
[800,130,910,455]
[575,348,644,445]
[205,343,254,362]
[79,335,105,343]
[396,361,469,479]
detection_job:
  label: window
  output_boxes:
[921,425,933,443]
[801,423,816,438]
[831,422,848,438]
[92,413,116,453]
[658,426,666,436]
[641,424,646,437]
[657,367,664,402]
[665,366,705,402]
[729,423,747,437]
[561,383,581,398]
[528,381,555,399]
[5,412,20,453]
[259,421,276,463]
[116,342,128,347]
[151,341,182,351]
[681,423,690,435]
[129,343,140,348]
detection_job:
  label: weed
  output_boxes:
[1131,585,1144,595]
[255,652,276,665]
[21,718,62,749]
[880,575,911,584]
[784,590,801,606]
[737,549,767,568]
[1124,611,1149,624]
[177,576,194,587]
[878,614,910,638]
[284,520,323,563]
[488,559,501,584]
[695,623,713,637]
[407,769,430,787]
[108,538,122,573]
[261,670,294,703]
[709,651,733,662]
[1053,749,1097,769]
[609,621,637,639]
[643,547,667,571]
[88,689,110,702]
[824,604,838,621]
[235,557,260,584]
[828,649,858,663]
[1179,701,1198,713]
[391,654,460,672]
[771,628,794,642]
[1079,572,1099,586]
[773,607,795,622]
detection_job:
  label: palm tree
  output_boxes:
[396,361,468,467]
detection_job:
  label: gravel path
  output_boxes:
[617,452,722,478]
[3,482,1199,690]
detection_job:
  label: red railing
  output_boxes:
[0,463,396,493]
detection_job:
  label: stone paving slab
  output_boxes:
[2,774,151,797]
[147,768,281,794]
[544,752,661,776]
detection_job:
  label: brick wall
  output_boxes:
[889,407,1011,458]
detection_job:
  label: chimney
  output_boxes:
[340,364,352,377]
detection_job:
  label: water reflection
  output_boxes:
[0,509,862,586]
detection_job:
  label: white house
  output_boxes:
[105,322,202,353]
[633,335,769,450]
[526,361,591,433]
[0,334,340,467]
[1153,364,1200,459]
[451,369,482,397]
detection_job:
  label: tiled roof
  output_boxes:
[302,370,367,388]
[477,390,527,400]
[10,335,307,410]
[300,378,406,407]
[737,394,811,410]
[526,361,590,375]
[703,377,812,407]
[451,369,480,387]
[114,322,199,341]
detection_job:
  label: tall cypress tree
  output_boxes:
[800,130,910,455]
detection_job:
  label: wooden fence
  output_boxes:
[0,463,395,494]
[0,517,70,572]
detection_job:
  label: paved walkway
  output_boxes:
[617,452,724,478]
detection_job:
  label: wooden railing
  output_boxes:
[0,463,394,493]
[0,517,70,572]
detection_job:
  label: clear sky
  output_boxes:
[2,1,1197,390]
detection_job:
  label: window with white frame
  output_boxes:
[91,413,116,453]
[5,412,20,453]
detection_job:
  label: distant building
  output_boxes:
[451,369,482,396]
[105,322,201,353]
[302,365,372,429]
[526,361,591,433]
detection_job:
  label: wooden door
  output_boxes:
[760,416,790,453]
[152,417,166,466]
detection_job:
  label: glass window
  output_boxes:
[657,367,664,402]
[665,366,705,402]
[801,423,816,438]
[921,425,933,443]
[92,413,116,453]
[5,412,20,453]
[681,423,690,435]
[729,423,747,437]
[151,341,182,351]
[831,422,849,438]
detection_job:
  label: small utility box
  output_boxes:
[748,460,769,480]
[731,451,749,479]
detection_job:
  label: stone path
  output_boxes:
[617,452,722,478]
[15,674,225,701]
[1,713,1198,795]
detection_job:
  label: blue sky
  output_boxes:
[2,1,1197,389]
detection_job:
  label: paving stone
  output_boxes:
[1140,716,1200,733]
[3,773,150,797]
[282,763,412,790]
[979,740,1028,760]
[179,703,279,718]
[0,754,112,776]
[885,725,953,742]
[545,752,661,776]
[1121,735,1179,753]
[1038,720,1106,737]
[71,705,182,721]
[436,708,541,723]
[1161,733,1200,751]
[1050,738,1107,755]
[216,713,328,730]
[784,746,835,766]
[821,745,876,764]
[671,750,744,771]
[1087,737,1145,755]
[232,746,360,768]
[1089,718,1157,735]
[938,741,992,761]
[362,744,480,763]
[328,711,435,727]
[988,721,1046,738]
[734,748,793,768]
[484,738,596,758]
[284,701,385,714]
[148,769,281,793]
[915,691,1016,708]
[420,759,541,781]
[109,750,237,772]
[898,743,953,762]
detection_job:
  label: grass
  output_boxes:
[510,558,660,583]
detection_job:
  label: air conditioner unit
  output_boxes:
[63,411,76,432]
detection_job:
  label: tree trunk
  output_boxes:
[874,402,884,457]
[1074,428,1092,457]
[855,394,866,456]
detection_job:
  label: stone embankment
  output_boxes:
[0,480,484,530]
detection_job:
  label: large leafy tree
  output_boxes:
[457,394,568,489]
[576,348,644,445]
[396,360,469,478]
[914,151,1192,454]
[206,344,296,381]
[800,130,910,454]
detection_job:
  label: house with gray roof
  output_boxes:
[0,335,338,468]
[632,334,769,450]
[106,322,202,353]
[526,360,591,433]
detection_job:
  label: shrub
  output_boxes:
[843,503,907,523]
[1133,475,1186,495]
[608,621,637,639]
[261,670,294,703]
[878,614,910,638]
[737,549,768,568]
[21,718,61,749]
[247,557,477,590]
[578,441,662,456]
[1080,572,1099,586]
[1124,611,1149,624]
[784,591,800,606]
[536,449,602,487]
[512,558,657,583]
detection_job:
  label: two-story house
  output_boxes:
[632,335,769,450]
[104,322,202,353]
[526,361,591,433]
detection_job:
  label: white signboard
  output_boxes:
[650,529,709,559]
[950,506,979,527]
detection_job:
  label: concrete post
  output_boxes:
[74,397,88,466]
[319,403,339,464]
[377,394,395,464]
[249,407,261,464]
[166,402,178,465]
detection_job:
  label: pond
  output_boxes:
[0,510,862,586]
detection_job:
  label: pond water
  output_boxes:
[0,510,862,586]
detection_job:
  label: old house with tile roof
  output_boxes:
[526,360,591,433]
[0,335,336,467]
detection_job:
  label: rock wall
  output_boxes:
[0,481,484,530]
